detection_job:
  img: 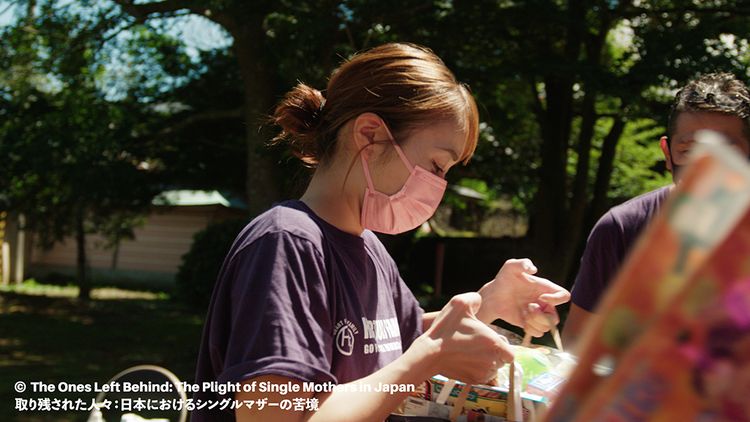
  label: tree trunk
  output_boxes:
[76,210,90,300]
[112,2,282,215]
[559,91,597,287]
[530,76,575,280]
[527,0,587,281]
[589,117,626,223]
[558,16,611,286]
[233,24,281,217]
[562,116,626,284]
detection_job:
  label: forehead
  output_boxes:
[672,111,749,144]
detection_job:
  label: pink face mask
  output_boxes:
[360,125,448,234]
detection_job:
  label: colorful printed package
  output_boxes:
[401,344,573,421]
[543,136,750,421]
[577,210,750,420]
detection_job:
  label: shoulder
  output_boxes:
[605,186,671,231]
[230,200,327,260]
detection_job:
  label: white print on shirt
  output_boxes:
[361,317,402,355]
[333,319,358,356]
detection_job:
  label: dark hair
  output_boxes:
[270,43,479,167]
[668,73,750,140]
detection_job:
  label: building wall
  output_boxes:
[28,205,247,281]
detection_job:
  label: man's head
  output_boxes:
[660,73,750,182]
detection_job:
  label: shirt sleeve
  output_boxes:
[209,231,337,386]
[571,212,626,312]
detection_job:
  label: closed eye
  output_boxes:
[432,160,445,177]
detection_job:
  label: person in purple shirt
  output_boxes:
[192,43,570,422]
[563,73,750,347]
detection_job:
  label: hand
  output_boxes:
[417,292,514,385]
[475,258,570,337]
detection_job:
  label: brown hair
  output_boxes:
[271,43,479,167]
[668,72,750,141]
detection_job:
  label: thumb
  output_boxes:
[538,289,571,307]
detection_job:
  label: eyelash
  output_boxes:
[432,161,444,176]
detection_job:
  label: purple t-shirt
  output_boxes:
[191,200,423,421]
[571,186,671,312]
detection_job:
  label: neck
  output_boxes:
[301,159,365,236]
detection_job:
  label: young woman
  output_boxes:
[192,43,570,422]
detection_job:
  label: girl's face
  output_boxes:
[367,119,467,195]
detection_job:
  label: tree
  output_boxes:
[0,0,160,299]
[416,0,750,283]
[112,0,293,215]
[109,0,458,213]
[8,0,750,294]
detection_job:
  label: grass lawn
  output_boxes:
[0,281,205,422]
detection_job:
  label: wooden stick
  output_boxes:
[508,358,524,422]
[449,382,471,422]
[522,332,532,347]
[551,326,564,352]
[524,317,564,352]
[508,360,518,421]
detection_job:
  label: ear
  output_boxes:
[351,112,390,157]
[660,136,673,172]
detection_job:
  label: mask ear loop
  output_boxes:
[360,152,376,191]
[380,120,416,171]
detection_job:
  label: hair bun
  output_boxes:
[271,83,326,165]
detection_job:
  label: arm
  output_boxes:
[237,293,514,422]
[562,212,622,349]
[561,303,599,353]
[236,336,438,422]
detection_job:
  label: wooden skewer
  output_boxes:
[510,323,562,422]
[551,326,564,352]
[508,359,518,421]
[523,316,564,351]
[522,332,532,347]
[449,382,471,422]
[508,358,524,422]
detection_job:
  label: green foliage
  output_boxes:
[0,1,163,248]
[610,119,673,199]
[175,219,248,309]
[5,0,750,281]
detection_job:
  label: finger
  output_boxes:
[486,362,501,382]
[525,303,555,335]
[542,307,560,326]
[448,292,483,317]
[525,325,545,338]
[502,258,537,275]
[463,292,483,316]
[539,290,571,306]
[522,274,571,302]
[530,301,560,326]
[495,336,515,363]
[524,313,547,337]
[523,273,559,288]
[518,258,537,274]
[524,317,549,337]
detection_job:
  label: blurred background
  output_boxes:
[2,0,750,420]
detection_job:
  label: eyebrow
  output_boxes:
[438,146,460,162]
